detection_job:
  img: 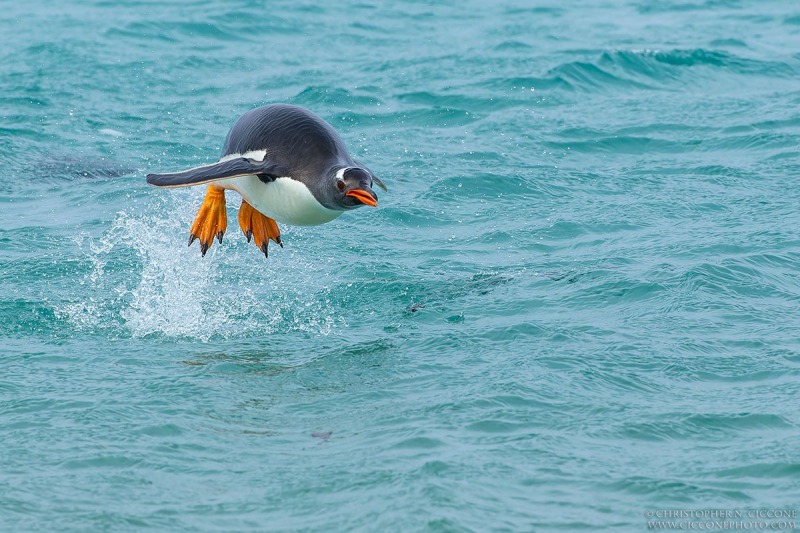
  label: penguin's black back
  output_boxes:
[222,104,353,179]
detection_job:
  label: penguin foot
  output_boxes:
[189,185,227,257]
[238,199,282,259]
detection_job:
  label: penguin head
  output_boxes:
[330,167,382,210]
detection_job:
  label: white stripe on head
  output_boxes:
[335,167,349,180]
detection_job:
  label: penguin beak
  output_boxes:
[346,188,378,207]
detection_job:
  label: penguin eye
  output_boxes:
[336,180,346,191]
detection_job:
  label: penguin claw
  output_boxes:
[217,231,224,244]
[188,234,197,247]
[200,242,209,256]
[260,243,269,258]
[245,229,253,243]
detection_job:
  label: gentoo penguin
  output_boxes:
[146,104,386,257]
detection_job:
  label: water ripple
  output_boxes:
[4,1,800,530]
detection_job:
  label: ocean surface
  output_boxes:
[2,1,800,531]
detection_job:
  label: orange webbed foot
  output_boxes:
[189,186,227,256]
[238,199,282,258]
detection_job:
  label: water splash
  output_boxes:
[57,192,345,341]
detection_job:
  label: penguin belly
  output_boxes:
[220,175,343,226]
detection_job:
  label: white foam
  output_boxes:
[98,128,124,137]
[56,190,345,341]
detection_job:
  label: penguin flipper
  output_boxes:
[146,158,288,189]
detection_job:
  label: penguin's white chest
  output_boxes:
[220,175,342,226]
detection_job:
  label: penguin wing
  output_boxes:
[146,158,290,188]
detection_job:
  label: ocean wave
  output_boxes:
[636,0,749,14]
[106,20,248,43]
[617,413,793,441]
[293,86,382,108]
[348,107,477,129]
[543,136,685,154]
[520,48,799,93]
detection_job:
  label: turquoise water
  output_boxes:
[3,0,800,530]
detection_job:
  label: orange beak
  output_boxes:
[346,188,378,207]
